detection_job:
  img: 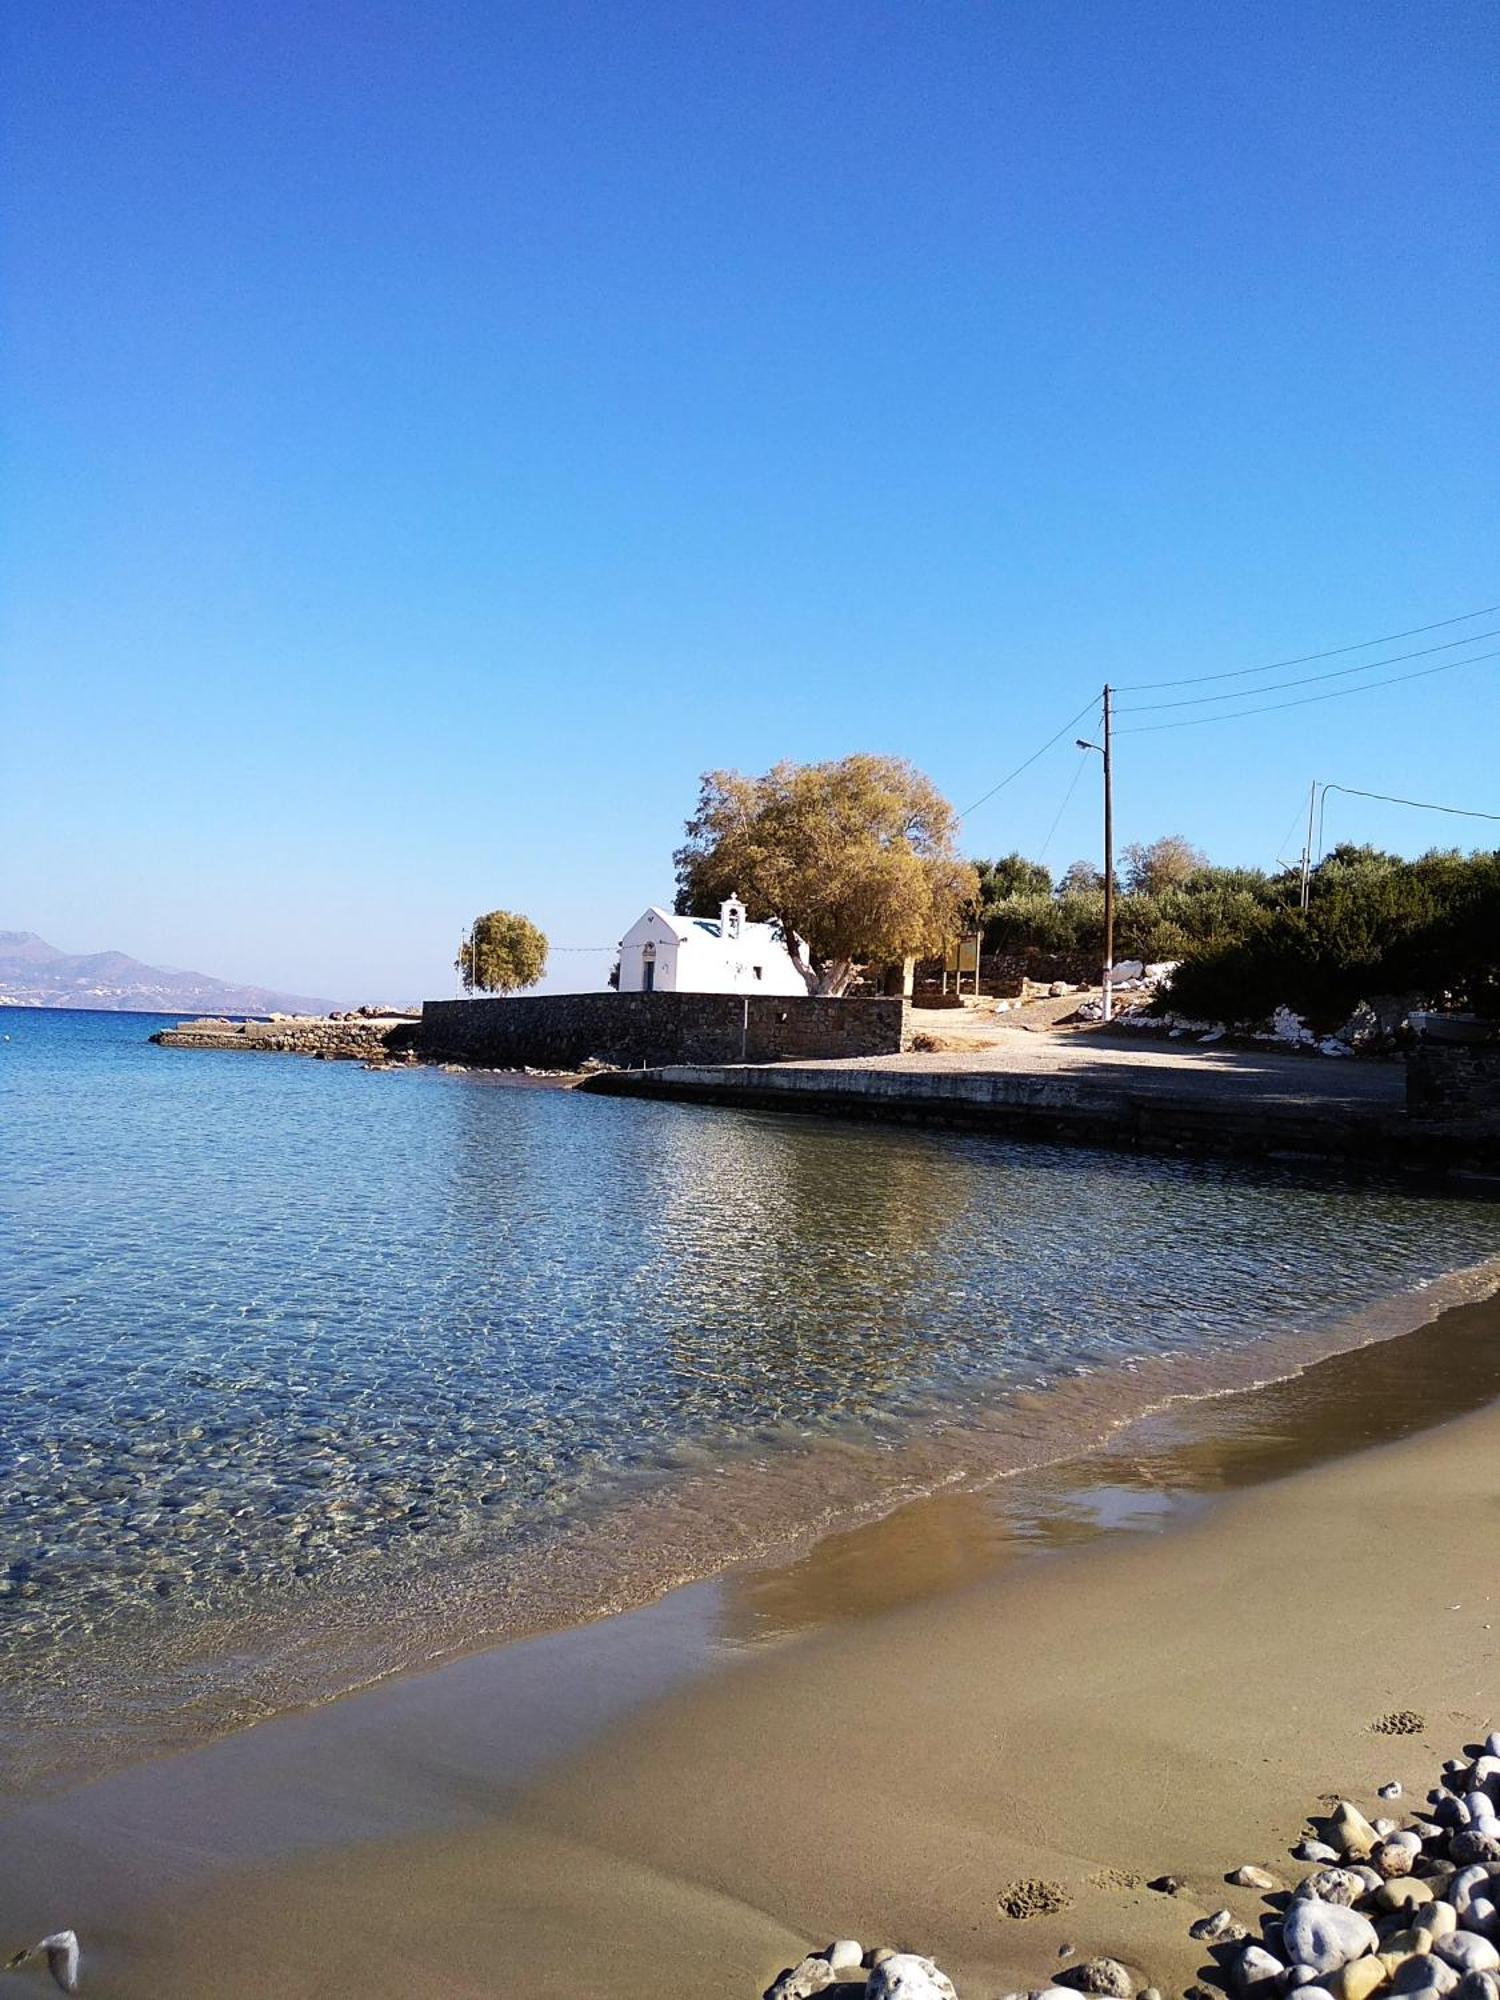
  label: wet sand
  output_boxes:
[7,1289,1500,1995]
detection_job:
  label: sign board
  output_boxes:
[945,937,980,973]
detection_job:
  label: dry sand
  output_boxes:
[56,1354,1500,2000]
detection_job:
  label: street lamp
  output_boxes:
[1075,687,1115,1021]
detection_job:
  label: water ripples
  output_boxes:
[3,1009,1498,1702]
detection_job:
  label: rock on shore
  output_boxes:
[150,1013,418,1061]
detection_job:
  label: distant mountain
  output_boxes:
[0,931,335,1016]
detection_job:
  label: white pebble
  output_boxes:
[1437,1938,1500,1977]
[1232,1866,1279,1891]
[866,1955,959,2000]
[1282,1900,1379,1974]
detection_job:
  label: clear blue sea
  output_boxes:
[3,1007,1497,1787]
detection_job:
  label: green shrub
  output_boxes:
[967,840,1499,1029]
[1162,849,1500,1029]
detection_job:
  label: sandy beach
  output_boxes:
[5,1289,1500,1998]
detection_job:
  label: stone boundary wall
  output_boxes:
[417,992,908,1069]
[1407,1021,1500,1121]
[901,948,1100,1000]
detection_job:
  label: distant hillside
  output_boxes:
[0,931,335,1016]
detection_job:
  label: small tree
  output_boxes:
[457,910,549,995]
[974,853,1053,902]
[1057,858,1104,897]
[1121,834,1209,897]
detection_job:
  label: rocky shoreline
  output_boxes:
[149,1012,418,1061]
[766,1736,1500,2000]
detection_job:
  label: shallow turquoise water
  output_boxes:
[3,1008,1497,1691]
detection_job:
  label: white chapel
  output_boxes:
[616,898,810,997]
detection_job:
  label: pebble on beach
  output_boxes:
[3,1932,79,1996]
[1328,1957,1388,2000]
[1299,1868,1369,1907]
[1376,1879,1437,1917]
[1416,1901,1460,1941]
[765,1944,960,2000]
[765,1955,837,1999]
[1234,1945,1286,1994]
[1283,1899,1379,1974]
[1329,1803,1383,1861]
[864,1953,959,1999]
[1058,1957,1134,1997]
[1391,1956,1460,1999]
[1190,1910,1247,1945]
[1436,1937,1500,1977]
[1375,1832,1424,1879]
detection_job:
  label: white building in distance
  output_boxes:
[616,899,810,997]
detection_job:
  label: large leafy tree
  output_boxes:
[674,755,979,996]
[457,910,549,995]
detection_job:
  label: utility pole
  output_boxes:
[1075,688,1116,1021]
[1101,683,1115,1022]
[1299,781,1318,912]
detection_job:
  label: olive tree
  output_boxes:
[457,910,549,995]
[975,853,1053,902]
[1057,858,1105,897]
[674,755,979,996]
[1121,834,1208,896]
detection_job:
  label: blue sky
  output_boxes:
[3,0,1496,1003]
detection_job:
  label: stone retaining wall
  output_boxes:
[586,1062,1500,1184]
[416,992,908,1069]
[1407,1019,1500,1121]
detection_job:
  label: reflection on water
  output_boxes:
[3,1009,1499,1780]
[646,1106,974,1420]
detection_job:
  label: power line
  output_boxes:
[1037,748,1090,861]
[956,610,1497,831]
[1115,646,1500,734]
[1115,628,1500,714]
[1272,797,1307,871]
[1321,782,1500,824]
[956,695,1101,819]
[1114,602,1499,693]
